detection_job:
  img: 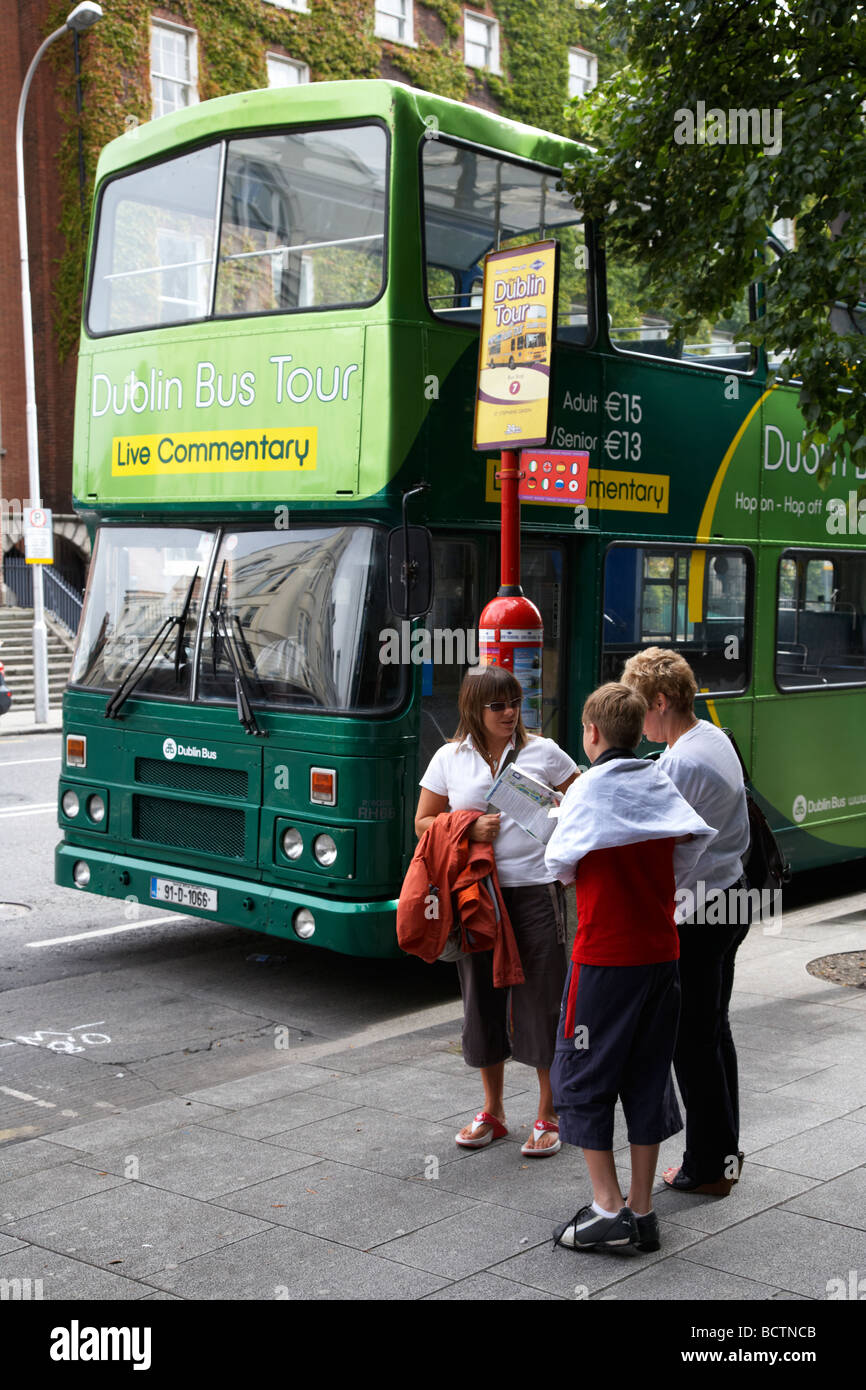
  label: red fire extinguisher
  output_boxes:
[478,593,543,731]
[478,450,543,732]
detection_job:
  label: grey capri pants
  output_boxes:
[456,882,568,1070]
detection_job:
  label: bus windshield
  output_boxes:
[88,123,388,333]
[71,524,403,714]
[70,527,211,695]
[198,525,401,712]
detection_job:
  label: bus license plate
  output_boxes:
[150,877,217,911]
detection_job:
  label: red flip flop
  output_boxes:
[521,1120,561,1157]
[455,1110,508,1148]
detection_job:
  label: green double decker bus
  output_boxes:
[56,79,866,958]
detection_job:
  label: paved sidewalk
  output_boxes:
[1,892,865,1301]
[0,707,63,736]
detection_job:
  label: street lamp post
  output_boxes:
[15,2,103,723]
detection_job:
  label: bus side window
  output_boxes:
[607,246,754,372]
[601,542,752,695]
[776,550,866,689]
[420,139,591,343]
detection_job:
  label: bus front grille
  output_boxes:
[134,758,248,799]
[132,794,246,858]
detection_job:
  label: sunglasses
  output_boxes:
[484,698,522,713]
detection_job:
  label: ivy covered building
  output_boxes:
[1,0,610,592]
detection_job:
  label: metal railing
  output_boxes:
[2,555,83,635]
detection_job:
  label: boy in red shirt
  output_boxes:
[544,683,714,1253]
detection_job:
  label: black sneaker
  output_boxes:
[553,1204,638,1250]
[630,1209,660,1253]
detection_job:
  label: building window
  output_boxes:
[464,10,500,73]
[150,21,198,119]
[263,0,310,11]
[267,54,311,87]
[375,1,414,45]
[156,228,208,322]
[568,47,598,100]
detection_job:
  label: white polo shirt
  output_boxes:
[420,734,578,886]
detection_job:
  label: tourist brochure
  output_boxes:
[487,764,559,843]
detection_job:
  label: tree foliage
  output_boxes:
[563,0,866,465]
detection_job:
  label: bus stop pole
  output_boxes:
[498,449,522,593]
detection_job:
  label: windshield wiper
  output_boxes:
[210,575,267,738]
[174,567,199,679]
[210,561,226,674]
[105,569,199,720]
[105,618,177,719]
[232,615,256,673]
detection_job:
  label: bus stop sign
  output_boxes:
[473,240,560,451]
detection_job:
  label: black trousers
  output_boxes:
[674,899,751,1181]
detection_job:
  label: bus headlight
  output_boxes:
[292,908,315,939]
[62,790,80,818]
[313,834,337,867]
[86,794,106,823]
[281,827,303,860]
[73,861,91,887]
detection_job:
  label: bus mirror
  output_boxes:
[387,526,433,618]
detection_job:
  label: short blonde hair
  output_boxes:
[620,647,698,715]
[582,682,647,750]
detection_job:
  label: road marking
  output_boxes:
[0,1126,38,1141]
[27,916,190,948]
[0,756,62,767]
[0,1085,56,1109]
[0,802,57,818]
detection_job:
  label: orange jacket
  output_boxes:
[397,810,525,987]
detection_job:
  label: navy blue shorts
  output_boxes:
[551,960,683,1150]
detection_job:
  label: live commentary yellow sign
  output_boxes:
[485,459,670,513]
[111,427,317,476]
[473,240,559,451]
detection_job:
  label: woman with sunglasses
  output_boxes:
[415,665,579,1156]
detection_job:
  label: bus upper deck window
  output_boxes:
[88,124,388,335]
[216,126,387,316]
[89,145,222,334]
[421,139,590,343]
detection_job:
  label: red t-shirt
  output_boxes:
[572,836,679,967]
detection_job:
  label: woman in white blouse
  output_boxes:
[415,666,578,1156]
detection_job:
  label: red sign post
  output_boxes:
[473,242,562,733]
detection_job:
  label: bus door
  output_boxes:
[522,540,566,745]
[418,535,566,761]
[419,536,483,771]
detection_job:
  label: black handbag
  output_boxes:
[722,729,791,893]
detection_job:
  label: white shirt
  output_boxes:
[659,721,750,914]
[420,734,578,886]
